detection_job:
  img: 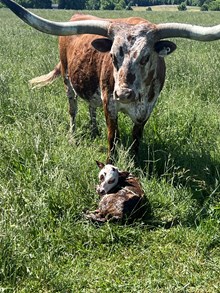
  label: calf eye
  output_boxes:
[100,175,105,182]
[108,178,115,184]
[140,55,150,66]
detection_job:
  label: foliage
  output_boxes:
[132,0,194,5]
[114,0,127,9]
[1,0,207,9]
[0,9,220,292]
[100,0,116,9]
[18,0,52,8]
[125,4,133,9]
[178,1,187,9]
[208,0,220,10]
[201,3,209,9]
[58,0,86,9]
[85,0,101,9]
[197,0,220,10]
[58,0,126,10]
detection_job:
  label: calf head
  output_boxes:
[92,24,176,104]
[96,161,119,196]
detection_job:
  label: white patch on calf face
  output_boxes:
[96,164,119,195]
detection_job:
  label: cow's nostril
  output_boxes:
[114,88,136,103]
[126,90,135,100]
[114,91,119,100]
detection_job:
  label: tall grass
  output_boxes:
[0,8,220,292]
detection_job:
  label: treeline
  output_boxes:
[1,0,219,10]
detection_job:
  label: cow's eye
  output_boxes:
[140,55,150,66]
[119,46,124,57]
[100,175,105,182]
[108,178,115,184]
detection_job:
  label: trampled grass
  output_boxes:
[0,7,220,292]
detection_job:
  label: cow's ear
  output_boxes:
[96,161,105,169]
[92,38,113,52]
[155,41,176,57]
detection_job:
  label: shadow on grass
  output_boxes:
[138,140,219,195]
[114,132,219,228]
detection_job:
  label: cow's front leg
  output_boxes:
[64,75,78,133]
[89,104,99,138]
[68,95,78,133]
[103,103,119,163]
[132,120,147,155]
[105,115,119,163]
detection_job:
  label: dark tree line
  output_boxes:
[1,0,219,10]
[58,0,129,10]
[16,0,52,8]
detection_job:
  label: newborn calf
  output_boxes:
[86,161,148,223]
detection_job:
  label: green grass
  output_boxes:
[0,8,220,292]
[132,5,200,11]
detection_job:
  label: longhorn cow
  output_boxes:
[2,0,220,163]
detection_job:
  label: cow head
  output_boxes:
[92,25,176,104]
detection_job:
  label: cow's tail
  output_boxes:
[29,62,61,89]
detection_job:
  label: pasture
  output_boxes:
[132,5,200,11]
[0,7,220,292]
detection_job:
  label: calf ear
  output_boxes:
[91,38,113,52]
[119,171,130,179]
[155,41,176,57]
[96,161,105,169]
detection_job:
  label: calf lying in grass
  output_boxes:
[86,161,149,223]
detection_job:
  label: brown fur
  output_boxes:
[86,171,149,223]
[58,15,153,101]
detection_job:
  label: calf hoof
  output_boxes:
[84,211,107,223]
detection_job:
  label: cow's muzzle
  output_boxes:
[114,88,136,103]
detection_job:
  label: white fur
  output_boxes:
[96,164,119,195]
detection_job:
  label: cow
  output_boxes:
[2,0,220,163]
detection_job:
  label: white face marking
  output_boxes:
[110,30,157,104]
[96,164,119,195]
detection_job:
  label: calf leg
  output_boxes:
[85,211,107,223]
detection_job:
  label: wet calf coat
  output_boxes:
[86,161,149,223]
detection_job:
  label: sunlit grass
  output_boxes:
[0,8,220,292]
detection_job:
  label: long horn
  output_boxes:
[1,0,110,37]
[157,23,220,41]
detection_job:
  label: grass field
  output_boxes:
[132,5,200,11]
[0,7,220,292]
